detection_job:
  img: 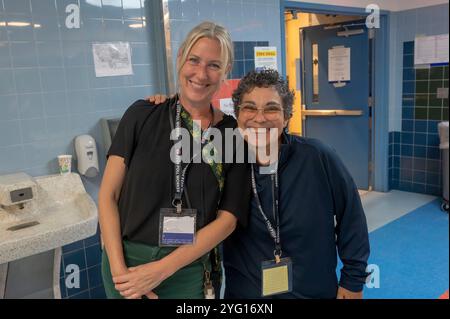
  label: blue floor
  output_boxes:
[362,199,449,299]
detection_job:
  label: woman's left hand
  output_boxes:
[112,261,168,299]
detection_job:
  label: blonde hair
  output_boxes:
[177,21,234,79]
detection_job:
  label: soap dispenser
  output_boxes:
[74,135,99,178]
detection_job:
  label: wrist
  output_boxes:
[110,263,128,277]
[154,258,177,280]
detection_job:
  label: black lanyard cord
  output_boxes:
[251,165,282,260]
[171,99,213,212]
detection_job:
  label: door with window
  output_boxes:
[302,21,372,190]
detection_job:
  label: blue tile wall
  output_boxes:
[231,41,268,79]
[0,0,155,299]
[389,40,448,196]
[168,0,282,84]
[390,3,449,132]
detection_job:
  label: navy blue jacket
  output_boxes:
[223,134,370,299]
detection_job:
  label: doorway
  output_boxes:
[280,0,390,192]
[283,7,389,192]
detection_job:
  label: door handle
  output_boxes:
[302,109,363,117]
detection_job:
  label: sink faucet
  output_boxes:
[0,173,38,214]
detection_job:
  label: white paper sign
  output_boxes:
[254,47,278,71]
[92,42,133,77]
[414,34,449,65]
[219,98,235,118]
[328,47,350,82]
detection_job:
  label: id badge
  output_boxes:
[261,257,293,297]
[159,208,197,247]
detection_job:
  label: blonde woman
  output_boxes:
[99,22,251,299]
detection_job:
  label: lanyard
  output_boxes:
[250,164,282,262]
[172,100,213,213]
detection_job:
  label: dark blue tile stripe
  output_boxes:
[390,40,448,195]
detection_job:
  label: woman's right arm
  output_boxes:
[98,155,128,277]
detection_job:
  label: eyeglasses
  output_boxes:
[238,104,284,120]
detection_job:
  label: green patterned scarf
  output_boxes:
[180,107,224,193]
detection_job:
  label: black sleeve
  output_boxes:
[107,99,156,167]
[319,141,371,292]
[218,163,251,227]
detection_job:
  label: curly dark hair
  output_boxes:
[232,69,294,120]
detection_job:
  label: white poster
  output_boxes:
[328,47,350,82]
[254,47,278,71]
[92,42,133,77]
[219,98,235,118]
[414,34,449,65]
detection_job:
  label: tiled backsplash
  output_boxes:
[389,41,448,196]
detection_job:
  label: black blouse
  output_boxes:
[107,97,251,246]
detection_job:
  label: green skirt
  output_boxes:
[101,240,209,299]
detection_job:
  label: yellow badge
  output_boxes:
[261,257,292,297]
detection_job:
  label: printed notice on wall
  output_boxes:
[414,34,449,65]
[328,47,350,82]
[92,42,133,77]
[219,98,235,118]
[254,47,278,71]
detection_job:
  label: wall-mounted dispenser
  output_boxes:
[74,135,99,178]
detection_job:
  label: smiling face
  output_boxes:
[237,86,288,151]
[178,37,225,108]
